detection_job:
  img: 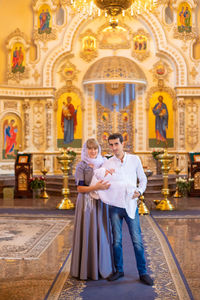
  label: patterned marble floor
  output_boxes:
[0,194,199,300]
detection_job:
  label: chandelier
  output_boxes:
[70,0,158,17]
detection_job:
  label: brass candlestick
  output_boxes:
[41,157,49,201]
[173,155,182,198]
[56,149,75,210]
[155,149,175,211]
[138,170,152,216]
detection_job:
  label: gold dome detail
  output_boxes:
[83,56,146,85]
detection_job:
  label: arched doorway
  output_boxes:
[83,56,147,154]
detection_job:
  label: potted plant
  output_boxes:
[176,177,194,196]
[29,176,45,198]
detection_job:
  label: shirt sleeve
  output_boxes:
[136,156,147,195]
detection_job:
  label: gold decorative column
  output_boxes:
[173,155,182,198]
[155,149,174,211]
[56,149,75,210]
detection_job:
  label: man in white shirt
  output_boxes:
[104,133,154,286]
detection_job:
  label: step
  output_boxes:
[0,174,178,199]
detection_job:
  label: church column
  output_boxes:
[135,86,146,152]
[23,99,31,151]
[84,84,96,141]
[112,103,118,133]
[45,99,54,151]
[45,99,54,173]
[177,97,185,150]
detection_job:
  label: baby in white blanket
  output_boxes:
[90,167,138,219]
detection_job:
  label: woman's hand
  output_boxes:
[95,180,110,190]
[105,169,115,176]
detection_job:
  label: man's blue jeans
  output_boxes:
[109,206,147,275]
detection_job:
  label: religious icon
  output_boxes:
[61,96,79,144]
[38,5,52,34]
[58,60,79,83]
[122,112,129,123]
[80,30,98,62]
[102,112,108,122]
[133,35,147,52]
[132,30,150,61]
[57,93,82,148]
[64,67,74,78]
[3,118,18,159]
[11,43,25,73]
[152,95,168,146]
[156,64,166,76]
[102,132,109,143]
[178,2,192,33]
[122,132,128,143]
[82,36,96,52]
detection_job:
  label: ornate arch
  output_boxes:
[139,12,188,86]
[43,13,84,87]
[55,85,84,109]
[43,11,188,87]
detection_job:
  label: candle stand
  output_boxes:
[173,155,182,198]
[56,149,75,210]
[138,170,152,215]
[40,157,49,201]
[155,149,175,211]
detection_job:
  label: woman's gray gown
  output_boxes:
[70,161,113,280]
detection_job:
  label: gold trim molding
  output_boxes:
[175,87,200,97]
[0,87,55,99]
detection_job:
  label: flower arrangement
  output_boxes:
[176,177,194,196]
[66,147,76,158]
[60,147,77,159]
[152,149,164,160]
[29,177,45,190]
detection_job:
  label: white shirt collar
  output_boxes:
[113,152,127,164]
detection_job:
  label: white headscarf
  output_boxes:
[81,140,104,170]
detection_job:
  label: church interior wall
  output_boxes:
[0,0,200,175]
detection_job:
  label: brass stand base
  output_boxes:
[57,198,75,210]
[138,195,149,215]
[156,199,174,211]
[173,190,182,198]
[41,190,49,199]
[139,202,149,215]
[153,199,161,205]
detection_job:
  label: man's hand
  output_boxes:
[132,191,141,198]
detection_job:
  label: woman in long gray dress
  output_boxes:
[70,138,113,280]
